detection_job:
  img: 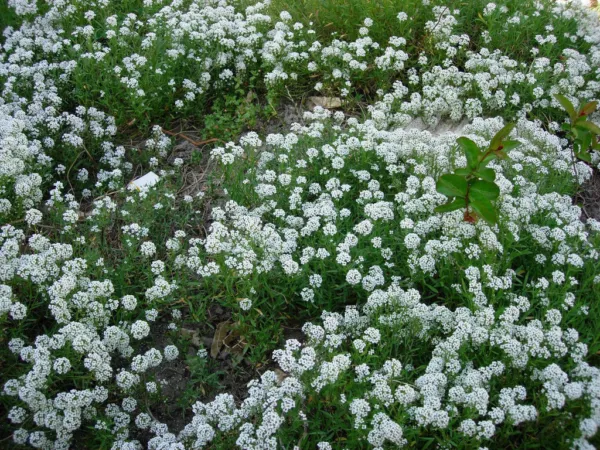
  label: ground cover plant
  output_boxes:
[1,0,600,449]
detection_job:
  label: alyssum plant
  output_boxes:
[434,124,520,224]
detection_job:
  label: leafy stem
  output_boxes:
[554,94,600,168]
[434,123,521,224]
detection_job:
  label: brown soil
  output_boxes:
[577,167,600,222]
[129,102,313,440]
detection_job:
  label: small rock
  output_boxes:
[168,140,196,163]
[274,369,288,383]
[179,328,202,347]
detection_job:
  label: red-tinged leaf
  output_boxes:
[580,100,598,117]
[489,123,515,151]
[464,210,478,223]
[493,149,507,159]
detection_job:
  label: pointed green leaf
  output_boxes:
[580,132,592,152]
[577,150,592,163]
[554,94,577,121]
[580,101,598,117]
[561,122,572,132]
[576,121,600,136]
[481,153,497,166]
[475,168,496,182]
[470,197,497,224]
[436,174,468,198]
[500,140,521,152]
[489,123,515,151]
[470,180,500,200]
[434,198,465,213]
[456,137,481,169]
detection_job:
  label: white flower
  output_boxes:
[131,320,151,340]
[346,269,362,285]
[239,298,252,311]
[53,357,72,374]
[25,209,43,226]
[121,295,137,310]
[404,233,421,249]
[363,327,381,344]
[164,345,179,361]
[140,241,157,257]
[354,220,373,236]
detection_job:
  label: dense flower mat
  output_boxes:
[1,0,600,449]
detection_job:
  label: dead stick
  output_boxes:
[160,128,222,146]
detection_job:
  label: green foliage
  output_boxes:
[555,93,600,164]
[0,2,19,41]
[257,0,589,121]
[177,351,224,409]
[2,1,600,448]
[202,87,267,142]
[435,124,519,224]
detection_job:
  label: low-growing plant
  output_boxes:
[177,349,224,409]
[554,93,600,164]
[435,123,520,224]
[2,0,600,449]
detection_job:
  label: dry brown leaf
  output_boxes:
[211,321,247,358]
[210,320,232,358]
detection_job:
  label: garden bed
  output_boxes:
[1,0,600,449]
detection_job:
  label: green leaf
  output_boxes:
[434,198,465,213]
[475,168,496,182]
[470,197,497,224]
[576,121,600,135]
[580,132,592,153]
[561,122,571,132]
[436,174,468,198]
[480,153,497,166]
[580,101,598,117]
[456,137,480,169]
[489,123,515,151]
[500,140,521,152]
[577,150,592,163]
[454,167,471,176]
[554,93,577,121]
[470,180,500,200]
